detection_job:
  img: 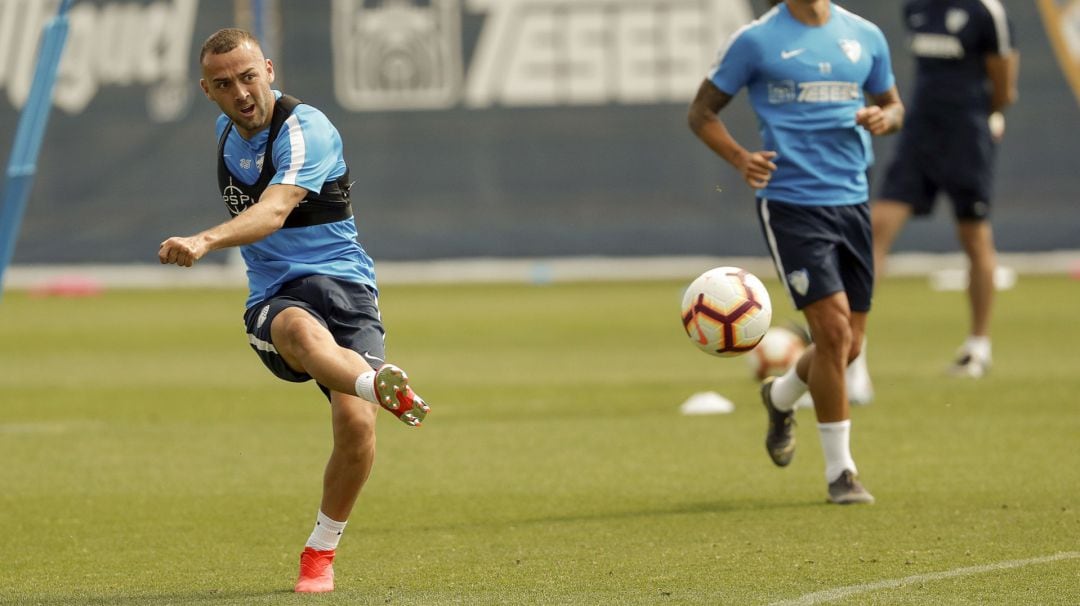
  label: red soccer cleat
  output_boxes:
[294,547,335,593]
[373,364,430,427]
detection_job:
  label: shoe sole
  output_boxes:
[373,364,430,427]
[828,492,876,505]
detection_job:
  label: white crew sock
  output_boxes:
[355,370,377,402]
[963,336,992,361]
[769,365,808,412]
[818,420,857,483]
[305,511,347,551]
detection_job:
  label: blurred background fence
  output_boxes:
[1,0,1077,273]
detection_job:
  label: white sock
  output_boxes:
[964,336,991,361]
[769,365,807,412]
[818,420,857,483]
[355,370,377,402]
[305,511,347,551]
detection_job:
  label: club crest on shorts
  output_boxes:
[946,9,969,33]
[787,269,810,296]
[257,304,271,329]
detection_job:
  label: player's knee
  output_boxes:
[812,316,853,356]
[272,310,325,359]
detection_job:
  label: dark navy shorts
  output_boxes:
[756,198,873,312]
[244,275,386,394]
[879,116,996,221]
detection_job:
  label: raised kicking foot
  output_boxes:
[373,364,430,427]
[294,547,335,593]
[761,376,796,467]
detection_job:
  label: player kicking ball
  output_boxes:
[158,28,429,592]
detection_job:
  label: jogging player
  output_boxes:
[872,0,1019,378]
[689,0,903,504]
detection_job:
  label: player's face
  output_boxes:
[200,42,276,139]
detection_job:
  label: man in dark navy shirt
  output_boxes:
[872,0,1019,378]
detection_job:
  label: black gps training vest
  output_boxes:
[216,94,352,229]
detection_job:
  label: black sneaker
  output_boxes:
[761,376,796,467]
[827,470,875,505]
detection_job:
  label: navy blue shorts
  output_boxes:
[756,198,873,312]
[879,116,996,221]
[244,275,386,395]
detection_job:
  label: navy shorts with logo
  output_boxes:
[879,114,996,221]
[244,274,386,396]
[756,198,873,312]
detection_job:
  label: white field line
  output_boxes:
[769,551,1080,606]
[4,251,1080,289]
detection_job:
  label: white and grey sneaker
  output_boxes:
[827,470,875,505]
[947,350,991,379]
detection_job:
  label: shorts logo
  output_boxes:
[946,9,969,33]
[257,305,271,329]
[787,269,810,296]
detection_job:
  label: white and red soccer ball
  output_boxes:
[681,267,772,357]
[746,326,807,380]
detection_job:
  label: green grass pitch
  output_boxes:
[1,275,1077,605]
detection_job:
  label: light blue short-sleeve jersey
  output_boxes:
[217,91,377,308]
[708,4,895,205]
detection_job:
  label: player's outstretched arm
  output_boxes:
[158,183,307,267]
[986,50,1020,113]
[856,86,904,136]
[688,79,778,189]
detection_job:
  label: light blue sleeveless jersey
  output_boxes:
[216,91,377,308]
[709,4,895,205]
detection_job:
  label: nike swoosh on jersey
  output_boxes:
[781,48,806,59]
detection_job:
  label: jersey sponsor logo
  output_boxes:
[945,8,969,33]
[838,39,862,63]
[331,0,753,111]
[767,80,796,104]
[796,81,859,103]
[910,33,965,59]
[781,48,806,60]
[0,0,197,121]
[1038,0,1080,105]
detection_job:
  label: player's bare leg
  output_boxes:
[802,294,874,504]
[269,307,428,591]
[870,200,912,283]
[951,220,995,377]
[292,391,378,593]
[271,307,428,423]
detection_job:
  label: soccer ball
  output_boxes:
[680,267,772,357]
[747,326,807,380]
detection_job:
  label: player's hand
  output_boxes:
[855,106,891,135]
[158,236,205,267]
[989,112,1006,142]
[737,150,778,189]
